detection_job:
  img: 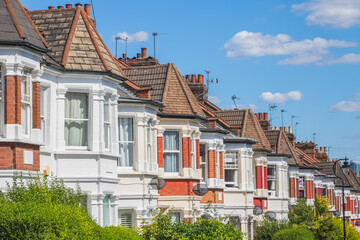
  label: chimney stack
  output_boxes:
[198,74,204,84]
[84,4,91,16]
[259,113,263,120]
[264,112,268,120]
[48,6,55,10]
[141,48,147,58]
[58,6,64,9]
[191,74,196,83]
[66,4,72,9]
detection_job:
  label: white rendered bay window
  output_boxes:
[118,117,134,167]
[21,69,31,137]
[104,96,110,150]
[163,131,180,173]
[64,92,89,147]
[191,132,196,170]
[267,165,277,196]
[225,151,238,187]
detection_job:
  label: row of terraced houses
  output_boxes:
[0,1,360,239]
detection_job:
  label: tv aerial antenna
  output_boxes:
[152,32,166,59]
[291,115,299,131]
[191,183,208,222]
[280,109,287,128]
[268,104,277,126]
[231,95,240,109]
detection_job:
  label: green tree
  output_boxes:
[272,227,315,240]
[254,219,290,240]
[289,198,315,227]
[314,196,330,218]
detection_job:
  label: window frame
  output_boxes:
[200,143,207,182]
[267,165,277,196]
[118,210,134,228]
[103,95,111,151]
[40,86,47,143]
[64,92,89,149]
[146,119,153,163]
[21,69,32,138]
[163,130,181,173]
[170,211,182,223]
[118,117,135,167]
[224,151,239,187]
[299,176,306,198]
[191,132,196,170]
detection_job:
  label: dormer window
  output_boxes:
[21,69,31,137]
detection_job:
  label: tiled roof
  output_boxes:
[0,0,47,51]
[123,63,206,118]
[315,162,352,187]
[296,148,317,166]
[215,109,271,150]
[29,6,124,78]
[265,130,302,166]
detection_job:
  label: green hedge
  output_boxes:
[101,226,143,240]
[272,227,315,240]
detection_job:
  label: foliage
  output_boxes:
[289,198,315,227]
[254,219,291,240]
[101,226,143,240]
[272,227,315,240]
[332,217,360,240]
[141,211,243,240]
[0,201,101,240]
[314,196,330,218]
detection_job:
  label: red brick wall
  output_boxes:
[208,150,216,178]
[5,76,21,124]
[196,140,200,169]
[296,178,299,198]
[32,82,41,129]
[315,188,322,197]
[0,143,39,171]
[159,179,200,196]
[219,152,224,179]
[182,138,191,168]
[200,189,224,204]
[157,137,163,168]
[346,197,351,211]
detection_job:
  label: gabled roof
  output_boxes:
[215,109,271,150]
[123,63,206,118]
[315,162,352,187]
[29,5,125,79]
[296,148,318,166]
[265,130,302,166]
[0,0,47,51]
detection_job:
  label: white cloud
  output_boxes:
[292,0,360,28]
[224,31,356,65]
[115,31,148,42]
[324,53,360,65]
[352,93,360,100]
[249,104,259,110]
[259,91,303,104]
[208,96,222,104]
[329,101,360,112]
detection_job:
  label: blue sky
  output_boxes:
[24,0,360,162]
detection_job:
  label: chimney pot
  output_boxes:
[284,126,288,132]
[320,147,323,152]
[264,112,268,120]
[48,6,55,10]
[141,48,147,58]
[191,74,196,83]
[57,6,64,9]
[259,113,263,120]
[289,126,293,134]
[316,149,319,153]
[185,75,190,82]
[84,4,91,16]
[75,3,82,8]
[275,127,279,130]
[280,127,283,130]
[271,127,274,130]
[198,74,204,84]
[324,147,327,153]
[66,4,72,8]
[137,53,141,58]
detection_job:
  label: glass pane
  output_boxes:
[65,120,88,146]
[119,212,133,228]
[104,96,109,122]
[104,123,109,149]
[119,142,133,166]
[21,104,29,135]
[171,212,181,223]
[267,166,276,176]
[268,180,276,190]
[40,88,45,116]
[119,118,133,141]
[103,196,110,226]
[163,131,179,150]
[164,153,179,172]
[65,93,88,119]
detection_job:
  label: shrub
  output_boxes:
[289,199,315,227]
[254,219,290,240]
[101,226,143,240]
[0,201,101,240]
[272,227,315,240]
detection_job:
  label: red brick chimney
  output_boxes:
[84,4,91,16]
[48,6,55,10]
[198,74,204,84]
[141,48,147,58]
[66,4,72,9]
[259,113,263,120]
[191,74,196,83]
[264,113,268,120]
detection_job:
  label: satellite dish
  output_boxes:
[253,206,263,216]
[192,184,208,196]
[264,211,277,220]
[333,211,341,217]
[355,221,360,226]
[201,213,212,220]
[149,177,166,190]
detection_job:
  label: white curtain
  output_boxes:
[65,93,88,146]
[163,131,179,172]
[103,196,110,226]
[118,118,134,166]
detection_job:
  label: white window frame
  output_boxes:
[21,69,32,138]
[118,210,134,228]
[103,96,111,151]
[191,132,196,170]
[146,119,153,162]
[216,149,220,181]
[118,117,135,167]
[267,165,277,196]
[170,211,182,223]
[64,92,89,149]
[163,130,181,174]
[40,86,47,143]
[224,151,239,187]
[299,176,306,198]
[200,143,207,182]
